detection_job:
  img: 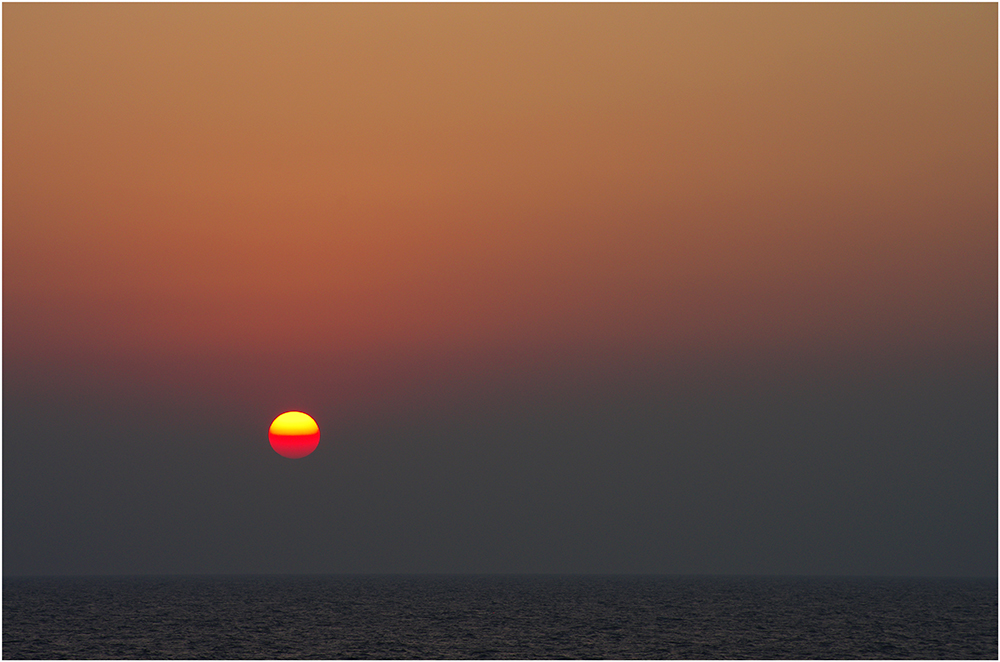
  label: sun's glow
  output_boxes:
[269,411,320,459]
[269,411,319,435]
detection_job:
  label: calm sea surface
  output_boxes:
[3,575,996,659]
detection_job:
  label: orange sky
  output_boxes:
[5,3,996,406]
[3,3,998,581]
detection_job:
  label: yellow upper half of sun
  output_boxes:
[269,411,319,435]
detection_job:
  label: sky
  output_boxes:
[3,3,996,577]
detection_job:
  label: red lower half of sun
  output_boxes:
[269,430,320,459]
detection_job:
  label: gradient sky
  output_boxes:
[4,3,996,577]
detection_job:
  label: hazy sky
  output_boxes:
[4,3,996,577]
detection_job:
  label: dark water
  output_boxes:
[3,575,996,659]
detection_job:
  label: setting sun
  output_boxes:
[269,411,320,459]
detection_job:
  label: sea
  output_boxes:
[3,575,996,659]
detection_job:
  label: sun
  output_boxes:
[269,411,320,459]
